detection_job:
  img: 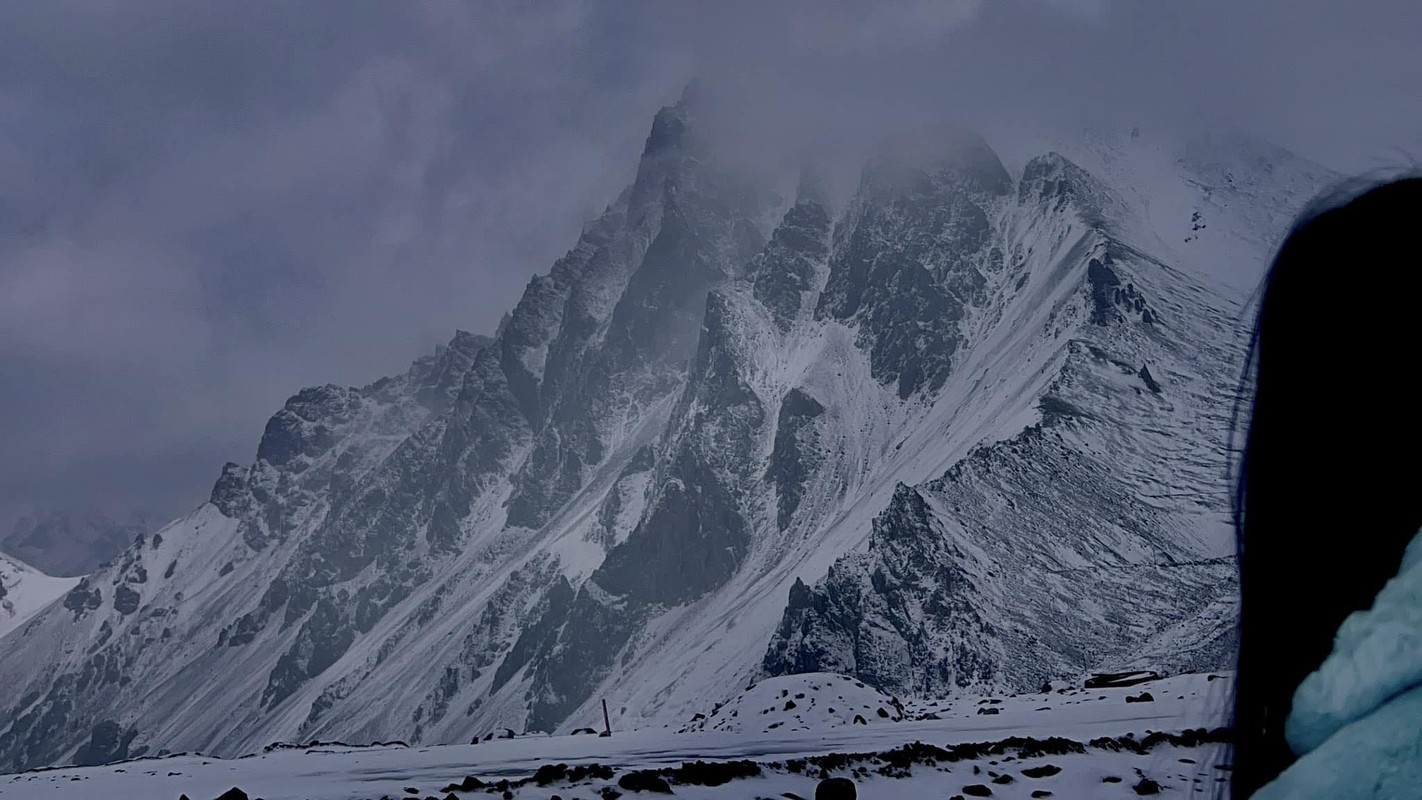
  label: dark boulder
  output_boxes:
[1137,365,1162,394]
[665,760,759,786]
[113,585,141,615]
[440,776,485,793]
[1021,764,1062,778]
[814,776,856,800]
[617,770,672,793]
[1133,777,1162,795]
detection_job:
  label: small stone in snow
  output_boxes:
[1133,777,1162,795]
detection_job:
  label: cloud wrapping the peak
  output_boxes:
[1,0,1417,529]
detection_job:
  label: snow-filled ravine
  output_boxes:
[2,673,1234,800]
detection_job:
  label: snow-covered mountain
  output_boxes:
[0,553,77,639]
[0,91,1332,772]
[2,509,153,577]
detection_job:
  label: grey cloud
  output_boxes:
[1,0,1417,533]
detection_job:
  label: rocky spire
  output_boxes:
[750,159,832,331]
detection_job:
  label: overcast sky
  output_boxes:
[1,1,1419,532]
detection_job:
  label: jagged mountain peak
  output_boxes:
[750,169,833,331]
[816,129,1014,399]
[1017,151,1123,226]
[642,81,707,155]
[629,89,726,212]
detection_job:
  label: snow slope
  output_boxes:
[1,672,1234,800]
[0,552,76,639]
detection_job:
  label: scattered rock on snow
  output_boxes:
[1021,764,1062,778]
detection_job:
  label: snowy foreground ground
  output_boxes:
[1,673,1233,800]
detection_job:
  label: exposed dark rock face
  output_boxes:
[1087,253,1156,327]
[503,93,775,534]
[1018,152,1120,226]
[818,131,1011,398]
[209,464,250,518]
[491,577,575,695]
[72,720,136,766]
[1138,365,1163,394]
[518,284,772,732]
[764,484,997,695]
[752,169,832,330]
[112,585,140,615]
[768,389,826,531]
[262,599,356,708]
[62,579,103,618]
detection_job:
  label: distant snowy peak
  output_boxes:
[0,552,76,638]
[1,509,153,577]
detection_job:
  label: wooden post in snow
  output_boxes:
[601,698,612,737]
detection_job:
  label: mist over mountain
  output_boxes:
[0,85,1333,771]
[2,1,1416,544]
[1,510,154,578]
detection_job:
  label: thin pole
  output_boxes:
[601,698,612,736]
